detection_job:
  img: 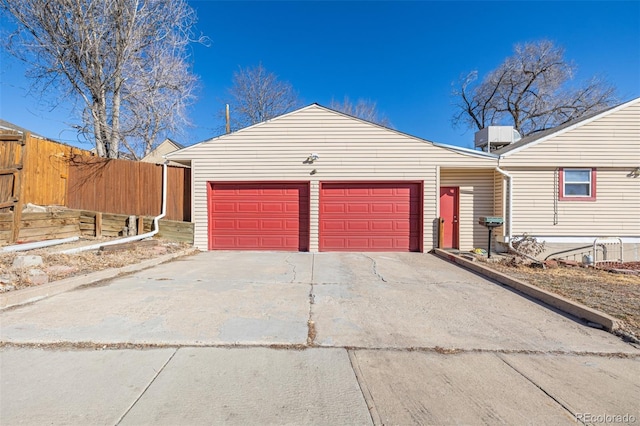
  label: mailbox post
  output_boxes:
[478,217,504,258]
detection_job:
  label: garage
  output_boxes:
[208,182,309,251]
[168,104,498,252]
[319,182,422,251]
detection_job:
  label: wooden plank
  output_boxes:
[19,218,79,229]
[17,224,80,239]
[0,168,21,175]
[16,230,80,243]
[0,135,24,141]
[20,210,80,220]
[99,239,159,252]
[0,198,18,209]
[95,212,102,238]
[137,217,144,236]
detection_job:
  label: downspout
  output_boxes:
[494,166,545,267]
[58,161,168,255]
[1,236,80,253]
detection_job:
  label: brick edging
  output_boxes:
[0,248,199,310]
[433,249,619,332]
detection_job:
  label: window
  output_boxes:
[559,168,596,201]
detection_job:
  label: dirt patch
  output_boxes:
[0,238,192,292]
[482,257,640,342]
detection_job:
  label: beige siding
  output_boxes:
[440,169,496,251]
[171,105,495,251]
[509,168,640,237]
[141,140,181,164]
[493,171,505,239]
[501,102,640,167]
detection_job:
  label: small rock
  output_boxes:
[12,255,43,269]
[153,246,168,255]
[28,269,49,286]
[544,260,558,268]
[0,283,16,292]
[0,274,14,284]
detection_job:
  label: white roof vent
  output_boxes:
[474,126,521,152]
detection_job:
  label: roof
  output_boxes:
[161,138,184,150]
[0,118,45,139]
[167,103,497,161]
[494,97,640,156]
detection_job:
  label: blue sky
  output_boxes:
[1,1,639,150]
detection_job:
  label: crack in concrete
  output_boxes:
[284,255,297,283]
[2,341,638,358]
[115,347,178,425]
[307,254,316,346]
[497,354,585,425]
[363,255,387,283]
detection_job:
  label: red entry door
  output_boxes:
[440,187,459,249]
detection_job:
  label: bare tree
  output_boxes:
[452,40,617,136]
[224,63,300,131]
[1,0,205,159]
[330,96,392,127]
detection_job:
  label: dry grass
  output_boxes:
[486,259,640,341]
[0,238,190,291]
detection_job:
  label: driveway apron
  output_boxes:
[1,251,638,425]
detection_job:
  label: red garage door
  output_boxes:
[208,183,309,251]
[320,182,421,251]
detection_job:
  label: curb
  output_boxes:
[433,248,620,332]
[0,248,199,310]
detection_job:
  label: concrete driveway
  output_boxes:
[1,252,639,425]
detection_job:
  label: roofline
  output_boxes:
[498,97,640,158]
[167,104,321,158]
[167,103,494,161]
[432,142,498,159]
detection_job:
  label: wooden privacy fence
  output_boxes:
[66,156,191,222]
[1,132,191,243]
[1,132,90,210]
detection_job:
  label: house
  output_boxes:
[0,119,46,138]
[167,99,639,261]
[493,97,640,261]
[141,138,186,167]
[167,104,498,252]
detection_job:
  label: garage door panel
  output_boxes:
[346,204,371,214]
[320,182,421,252]
[208,183,309,251]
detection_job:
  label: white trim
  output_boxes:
[499,236,640,244]
[432,142,498,159]
[499,97,640,157]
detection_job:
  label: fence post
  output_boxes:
[10,132,27,243]
[95,212,102,238]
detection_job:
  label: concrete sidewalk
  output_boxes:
[2,346,638,425]
[1,251,639,425]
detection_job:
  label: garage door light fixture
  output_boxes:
[305,153,320,163]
